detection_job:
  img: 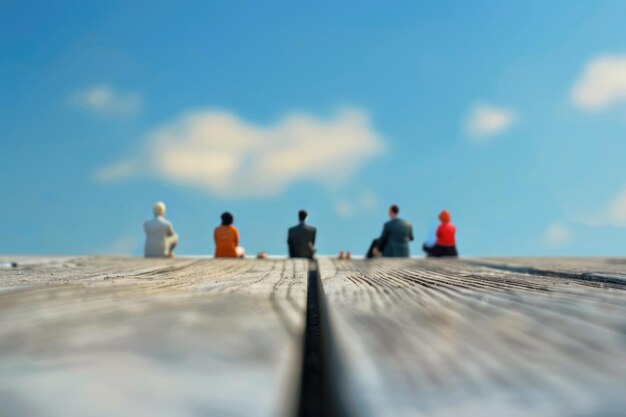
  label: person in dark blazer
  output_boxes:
[288,210,317,259]
[376,204,414,257]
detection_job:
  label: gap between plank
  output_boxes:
[296,261,350,417]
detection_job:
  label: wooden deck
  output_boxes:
[0,257,307,417]
[320,258,626,416]
[1,256,625,416]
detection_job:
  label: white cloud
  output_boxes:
[97,108,384,198]
[464,103,516,141]
[335,191,379,217]
[95,159,138,182]
[571,55,626,111]
[335,199,355,217]
[360,190,378,210]
[609,189,626,226]
[567,188,626,228]
[543,222,574,246]
[71,85,142,117]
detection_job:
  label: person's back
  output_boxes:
[436,222,456,247]
[377,205,414,258]
[423,210,458,257]
[288,210,316,259]
[144,202,178,258]
[214,212,239,258]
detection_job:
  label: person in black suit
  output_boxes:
[287,210,317,259]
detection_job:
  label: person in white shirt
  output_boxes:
[144,201,178,258]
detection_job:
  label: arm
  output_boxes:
[409,224,414,241]
[287,229,294,257]
[309,229,317,255]
[234,227,239,247]
[166,222,173,237]
[167,222,178,241]
[377,224,389,252]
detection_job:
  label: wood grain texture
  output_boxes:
[319,258,626,417]
[473,257,626,285]
[0,257,307,417]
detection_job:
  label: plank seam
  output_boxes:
[296,260,350,417]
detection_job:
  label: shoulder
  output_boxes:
[145,218,160,227]
[305,224,316,232]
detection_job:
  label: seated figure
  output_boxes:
[376,204,414,258]
[423,210,459,257]
[214,212,242,258]
[144,201,178,258]
[287,210,317,259]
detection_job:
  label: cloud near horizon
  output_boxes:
[96,108,385,198]
[609,189,626,226]
[571,55,626,111]
[566,187,626,228]
[71,85,142,117]
[335,191,378,217]
[464,103,516,141]
[543,222,574,246]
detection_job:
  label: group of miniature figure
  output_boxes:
[143,202,458,259]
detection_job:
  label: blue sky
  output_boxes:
[3,0,626,257]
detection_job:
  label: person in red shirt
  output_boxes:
[214,212,241,258]
[423,210,459,257]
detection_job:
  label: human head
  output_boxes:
[153,201,166,217]
[298,210,308,222]
[221,211,234,226]
[439,210,451,223]
[389,204,400,218]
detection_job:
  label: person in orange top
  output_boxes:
[423,210,459,257]
[214,212,241,258]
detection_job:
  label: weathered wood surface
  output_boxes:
[474,257,626,285]
[0,257,307,417]
[319,258,626,417]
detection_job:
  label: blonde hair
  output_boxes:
[153,201,166,216]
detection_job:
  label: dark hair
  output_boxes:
[298,210,308,222]
[390,204,400,215]
[221,211,234,226]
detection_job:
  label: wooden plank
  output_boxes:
[319,258,626,417]
[471,257,626,285]
[0,257,307,417]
